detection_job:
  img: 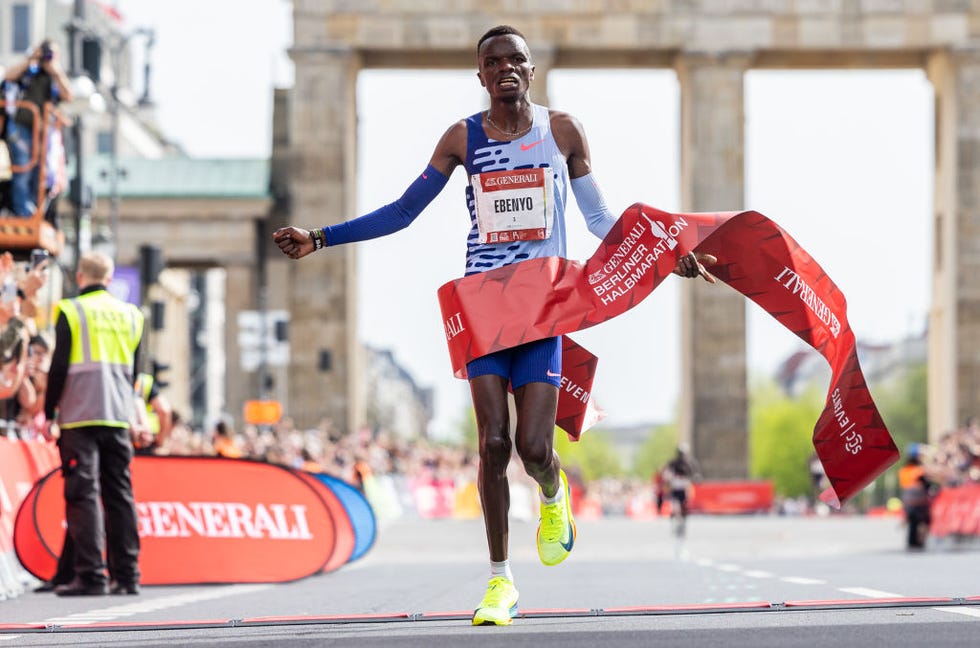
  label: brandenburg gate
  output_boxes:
[266,1,980,478]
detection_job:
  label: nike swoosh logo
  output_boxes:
[560,523,575,551]
[545,370,561,377]
[422,172,428,179]
[520,139,545,151]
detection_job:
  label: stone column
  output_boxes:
[675,52,751,479]
[286,46,365,432]
[224,263,256,427]
[529,45,554,107]
[927,49,980,439]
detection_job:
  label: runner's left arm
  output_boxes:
[552,110,716,282]
[570,173,617,239]
[551,111,618,239]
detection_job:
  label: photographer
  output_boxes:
[2,39,72,217]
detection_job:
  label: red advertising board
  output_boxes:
[688,481,775,514]
[930,484,980,538]
[16,456,341,585]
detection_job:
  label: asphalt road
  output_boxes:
[1,514,978,646]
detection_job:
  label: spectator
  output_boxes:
[2,39,72,217]
[898,444,937,550]
[133,371,173,454]
[212,418,242,458]
[6,332,53,440]
[0,253,31,403]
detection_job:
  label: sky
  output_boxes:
[111,2,933,440]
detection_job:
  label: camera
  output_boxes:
[40,43,53,62]
[30,248,49,269]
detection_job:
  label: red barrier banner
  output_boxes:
[16,456,339,584]
[296,471,355,573]
[930,484,980,538]
[689,481,775,514]
[438,204,899,506]
[13,470,55,578]
[411,477,456,519]
[0,438,59,553]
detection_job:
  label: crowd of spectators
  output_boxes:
[0,250,54,440]
[161,415,479,489]
[154,415,662,516]
[920,417,980,487]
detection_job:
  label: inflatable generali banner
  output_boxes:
[438,204,900,507]
[15,456,376,585]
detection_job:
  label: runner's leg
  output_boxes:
[470,374,513,562]
[513,381,560,498]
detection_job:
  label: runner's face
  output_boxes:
[477,35,534,102]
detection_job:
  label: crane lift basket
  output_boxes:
[0,100,68,258]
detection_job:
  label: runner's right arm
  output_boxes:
[273,121,466,259]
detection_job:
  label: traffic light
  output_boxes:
[151,359,170,389]
[150,300,165,330]
[274,318,288,342]
[139,244,164,287]
[68,176,92,209]
[81,37,102,82]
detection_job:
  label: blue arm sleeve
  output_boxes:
[323,165,450,246]
[570,173,617,239]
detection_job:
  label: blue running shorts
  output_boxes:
[466,336,562,389]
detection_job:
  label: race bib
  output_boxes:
[471,168,554,244]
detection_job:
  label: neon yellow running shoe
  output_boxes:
[536,469,576,566]
[472,576,519,626]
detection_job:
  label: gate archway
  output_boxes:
[273,4,980,478]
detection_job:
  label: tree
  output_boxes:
[874,362,928,453]
[867,362,928,504]
[749,379,823,498]
[631,422,678,478]
[554,428,623,481]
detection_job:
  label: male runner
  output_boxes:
[663,444,701,537]
[274,25,715,625]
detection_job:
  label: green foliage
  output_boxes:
[631,422,678,478]
[747,362,928,506]
[554,428,623,481]
[867,362,928,503]
[874,362,928,453]
[749,380,823,498]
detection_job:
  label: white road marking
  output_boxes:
[716,563,741,572]
[837,587,904,599]
[781,577,826,585]
[932,607,980,620]
[742,570,774,579]
[34,583,272,626]
[0,637,22,642]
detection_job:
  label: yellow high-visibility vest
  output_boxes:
[55,290,144,429]
[136,372,160,435]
